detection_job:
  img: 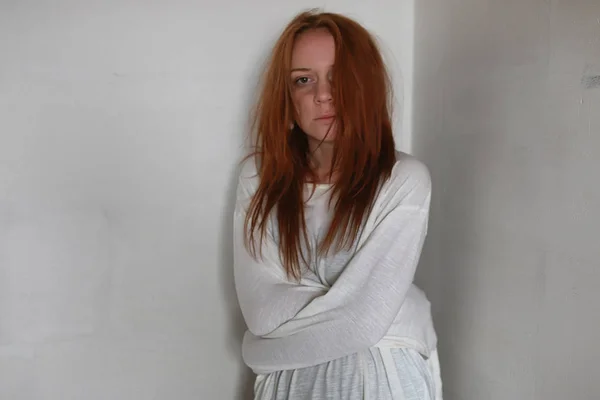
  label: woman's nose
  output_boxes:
[315,80,332,104]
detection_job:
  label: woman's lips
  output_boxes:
[315,115,335,122]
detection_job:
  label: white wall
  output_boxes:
[413,0,600,399]
[0,1,413,399]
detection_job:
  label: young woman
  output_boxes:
[233,9,442,400]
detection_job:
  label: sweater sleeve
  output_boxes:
[233,164,328,337]
[238,158,432,372]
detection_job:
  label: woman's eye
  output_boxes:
[295,77,310,85]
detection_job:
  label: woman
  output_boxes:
[233,9,442,400]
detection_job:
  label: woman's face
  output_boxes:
[290,29,336,144]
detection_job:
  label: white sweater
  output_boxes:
[233,151,438,375]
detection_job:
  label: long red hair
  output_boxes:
[244,9,397,280]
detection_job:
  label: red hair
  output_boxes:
[244,9,397,280]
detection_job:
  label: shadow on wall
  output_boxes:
[411,2,489,397]
[218,40,276,400]
[219,164,255,400]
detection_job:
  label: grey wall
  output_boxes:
[413,0,600,399]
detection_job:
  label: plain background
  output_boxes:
[0,1,413,399]
[413,0,600,399]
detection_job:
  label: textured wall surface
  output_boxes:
[413,1,600,399]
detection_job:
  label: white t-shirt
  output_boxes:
[233,150,438,375]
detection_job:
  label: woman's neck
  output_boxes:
[307,141,336,184]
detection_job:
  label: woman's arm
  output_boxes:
[233,168,327,337]
[233,211,327,336]
[243,200,429,371]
